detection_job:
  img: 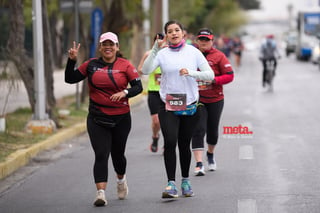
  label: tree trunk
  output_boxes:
[42,0,60,126]
[102,0,129,33]
[79,14,89,103]
[42,0,56,110]
[7,0,35,112]
[130,22,145,68]
[153,0,163,34]
[7,0,58,126]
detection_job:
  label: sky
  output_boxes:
[248,0,320,21]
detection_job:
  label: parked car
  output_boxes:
[285,31,297,57]
[311,43,320,64]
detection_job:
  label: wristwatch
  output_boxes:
[123,89,129,96]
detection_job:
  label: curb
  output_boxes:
[0,122,86,180]
[0,93,146,180]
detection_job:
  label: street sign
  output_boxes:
[60,0,93,13]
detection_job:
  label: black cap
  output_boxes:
[197,28,214,40]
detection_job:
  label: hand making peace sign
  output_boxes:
[68,41,81,61]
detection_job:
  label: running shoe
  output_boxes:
[207,152,217,171]
[181,179,194,197]
[94,189,107,206]
[162,181,178,198]
[194,165,205,176]
[117,179,128,200]
[150,137,159,152]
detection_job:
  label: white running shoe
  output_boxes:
[117,179,129,200]
[194,165,205,176]
[208,162,217,171]
[207,153,217,171]
[94,189,107,206]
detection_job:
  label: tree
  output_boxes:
[169,0,206,30]
[185,0,248,35]
[203,0,248,35]
[6,0,35,113]
[6,0,59,126]
[96,0,144,67]
[237,0,260,10]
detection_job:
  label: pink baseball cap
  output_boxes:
[99,32,119,44]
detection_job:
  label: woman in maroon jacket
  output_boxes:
[192,29,234,176]
[65,32,142,206]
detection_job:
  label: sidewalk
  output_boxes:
[0,70,145,179]
[0,69,76,114]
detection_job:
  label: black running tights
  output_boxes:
[192,100,224,150]
[87,113,131,183]
[158,102,200,182]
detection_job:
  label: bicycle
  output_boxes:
[265,59,276,92]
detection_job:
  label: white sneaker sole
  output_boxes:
[162,192,179,199]
[208,164,217,171]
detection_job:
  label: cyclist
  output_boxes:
[259,34,281,88]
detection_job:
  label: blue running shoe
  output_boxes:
[162,181,178,198]
[181,179,194,197]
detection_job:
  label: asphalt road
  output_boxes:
[1,26,320,212]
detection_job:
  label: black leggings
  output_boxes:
[158,102,200,181]
[192,99,224,150]
[87,112,131,183]
[147,91,161,115]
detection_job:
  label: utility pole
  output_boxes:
[287,3,293,30]
[74,0,81,110]
[32,0,46,120]
[143,0,150,51]
[26,0,56,134]
[162,0,169,27]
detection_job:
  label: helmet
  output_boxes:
[266,34,274,39]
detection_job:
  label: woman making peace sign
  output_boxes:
[65,32,142,207]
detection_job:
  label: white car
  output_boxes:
[311,43,320,64]
[285,31,297,57]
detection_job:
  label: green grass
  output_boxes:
[0,96,88,162]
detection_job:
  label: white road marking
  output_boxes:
[238,199,257,213]
[239,145,254,160]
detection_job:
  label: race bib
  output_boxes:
[165,93,186,111]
